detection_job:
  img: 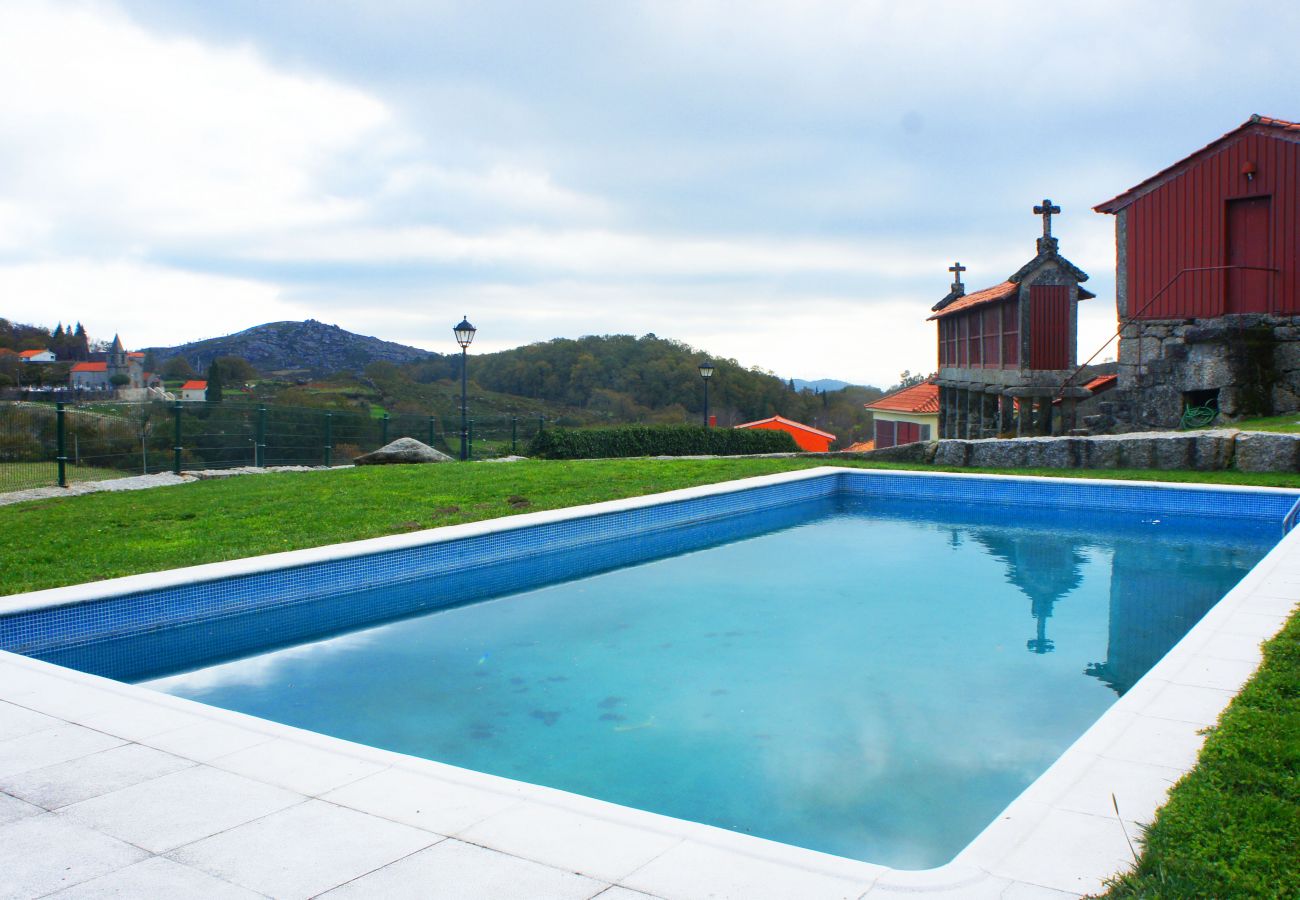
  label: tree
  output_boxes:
[205,360,224,403]
[161,357,197,380]
[214,355,257,384]
[109,373,131,387]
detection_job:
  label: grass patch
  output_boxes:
[1234,415,1300,434]
[1100,612,1300,898]
[0,462,136,493]
[3,458,1299,596]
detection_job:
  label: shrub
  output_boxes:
[527,425,800,459]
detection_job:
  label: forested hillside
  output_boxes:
[400,334,885,443]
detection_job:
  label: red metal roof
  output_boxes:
[181,380,207,390]
[733,414,836,441]
[864,380,940,415]
[927,281,1018,321]
[1095,115,1300,213]
[71,362,106,372]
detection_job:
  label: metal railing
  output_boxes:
[1056,264,1279,402]
[0,399,548,493]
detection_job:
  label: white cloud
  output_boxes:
[0,259,302,348]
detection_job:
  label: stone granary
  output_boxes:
[1094,114,1300,429]
[929,201,1094,438]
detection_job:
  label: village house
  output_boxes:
[19,349,56,363]
[864,379,939,448]
[180,380,208,402]
[1094,114,1300,429]
[68,335,154,391]
[734,414,836,452]
[929,201,1095,438]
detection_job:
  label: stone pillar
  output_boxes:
[1038,399,1054,436]
[982,393,998,437]
[955,389,968,438]
[998,394,1014,435]
[1060,398,1077,434]
[966,389,978,439]
[1015,396,1028,437]
[937,387,948,438]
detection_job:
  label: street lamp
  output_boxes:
[698,360,714,427]
[454,316,476,461]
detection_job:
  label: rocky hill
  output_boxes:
[146,320,437,376]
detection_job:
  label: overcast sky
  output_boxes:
[2,1,1297,385]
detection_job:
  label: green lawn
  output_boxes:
[2,456,1298,896]
[1233,414,1300,433]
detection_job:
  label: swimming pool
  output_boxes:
[2,468,1296,880]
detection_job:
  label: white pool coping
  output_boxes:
[2,466,1298,899]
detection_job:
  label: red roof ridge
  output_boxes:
[181,380,207,390]
[734,414,836,440]
[1096,115,1300,213]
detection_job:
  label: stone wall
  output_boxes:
[853,429,1300,473]
[1099,314,1300,430]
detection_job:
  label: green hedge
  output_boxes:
[527,425,801,459]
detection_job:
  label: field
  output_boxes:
[1,457,1297,897]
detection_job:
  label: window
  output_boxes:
[918,424,931,441]
[875,419,896,449]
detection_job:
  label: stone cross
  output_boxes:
[1033,199,1061,238]
[948,261,966,292]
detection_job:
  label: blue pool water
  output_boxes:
[121,495,1274,869]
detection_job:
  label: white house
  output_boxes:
[864,379,940,448]
[19,349,56,363]
[181,380,208,402]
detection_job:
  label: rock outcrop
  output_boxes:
[353,438,454,465]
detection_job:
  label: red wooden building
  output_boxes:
[929,201,1093,438]
[733,415,836,452]
[864,379,939,448]
[1094,114,1300,426]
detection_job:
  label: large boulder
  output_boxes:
[353,437,454,465]
[1235,431,1300,473]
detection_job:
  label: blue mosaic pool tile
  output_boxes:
[3,471,1295,666]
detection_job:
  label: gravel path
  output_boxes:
[0,465,336,507]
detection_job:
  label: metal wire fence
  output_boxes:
[0,400,548,493]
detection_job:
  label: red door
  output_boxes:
[1029,285,1070,370]
[1225,196,1271,313]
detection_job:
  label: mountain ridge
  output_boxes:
[146,319,436,375]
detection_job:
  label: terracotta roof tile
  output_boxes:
[865,380,940,414]
[927,281,1017,320]
[71,362,106,372]
[733,414,836,440]
[1084,374,1117,392]
[181,380,207,390]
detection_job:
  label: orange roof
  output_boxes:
[71,361,106,372]
[865,380,940,415]
[734,414,836,441]
[1084,374,1118,392]
[844,440,875,452]
[127,352,144,358]
[927,281,1018,320]
[181,380,207,390]
[1096,115,1300,213]
[18,349,49,358]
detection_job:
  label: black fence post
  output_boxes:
[172,400,183,475]
[468,418,474,460]
[55,402,67,488]
[324,412,333,467]
[381,413,390,446]
[428,415,436,447]
[511,416,518,453]
[256,406,267,467]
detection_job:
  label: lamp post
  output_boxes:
[698,360,714,427]
[454,316,477,461]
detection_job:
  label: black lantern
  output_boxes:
[699,360,714,427]
[454,317,476,460]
